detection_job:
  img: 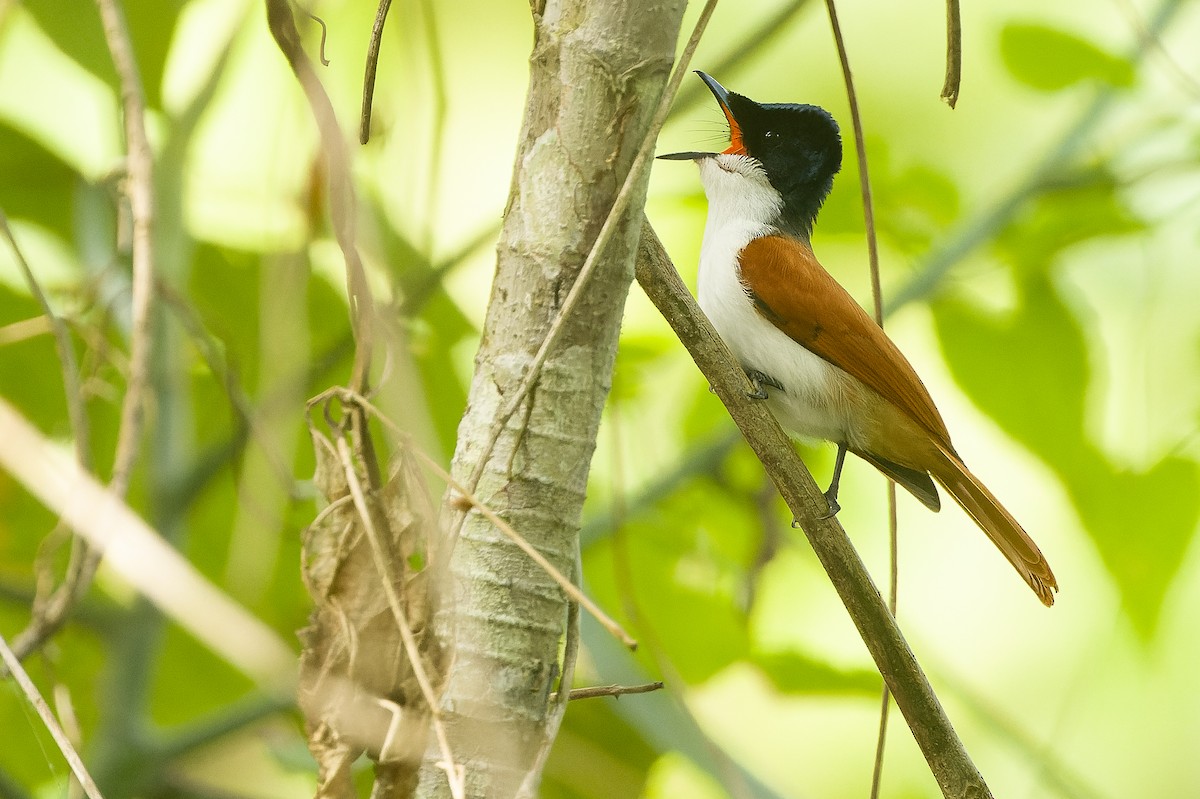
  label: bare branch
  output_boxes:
[635,219,992,799]
[96,0,156,501]
[265,0,373,396]
[5,0,158,666]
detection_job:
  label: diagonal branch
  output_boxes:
[635,219,992,799]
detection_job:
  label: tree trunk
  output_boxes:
[415,1,685,795]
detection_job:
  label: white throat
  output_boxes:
[694,154,782,331]
[692,153,851,443]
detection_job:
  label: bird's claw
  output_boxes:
[745,369,783,400]
[819,490,841,520]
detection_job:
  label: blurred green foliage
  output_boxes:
[1000,22,1135,92]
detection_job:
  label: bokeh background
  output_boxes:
[2,0,1199,796]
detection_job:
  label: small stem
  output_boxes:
[821,5,900,792]
[0,633,106,799]
[941,0,962,107]
[360,0,394,143]
[561,682,664,701]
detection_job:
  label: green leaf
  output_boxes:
[752,649,879,696]
[996,171,1145,267]
[932,267,1197,639]
[542,697,657,799]
[584,477,757,683]
[0,123,80,240]
[22,0,185,110]
[879,164,960,254]
[1000,23,1135,92]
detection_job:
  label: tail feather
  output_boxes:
[929,445,1058,606]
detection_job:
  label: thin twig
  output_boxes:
[0,214,96,665]
[0,211,89,470]
[306,12,330,66]
[451,0,721,540]
[360,0,394,143]
[0,633,106,799]
[821,4,900,792]
[560,682,664,701]
[96,0,156,501]
[941,0,962,107]
[332,434,465,799]
[266,0,373,397]
[870,483,899,799]
[6,0,157,667]
[823,0,883,323]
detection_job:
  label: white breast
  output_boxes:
[694,154,853,443]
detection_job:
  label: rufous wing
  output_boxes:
[737,235,953,450]
[738,235,1058,605]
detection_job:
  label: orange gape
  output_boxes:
[720,104,746,156]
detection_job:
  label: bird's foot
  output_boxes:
[819,444,848,519]
[819,489,841,519]
[745,369,784,400]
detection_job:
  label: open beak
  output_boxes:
[655,71,746,161]
[696,71,746,156]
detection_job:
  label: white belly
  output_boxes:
[693,181,853,443]
[699,260,852,444]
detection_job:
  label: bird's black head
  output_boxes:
[663,72,843,239]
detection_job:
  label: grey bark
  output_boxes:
[415,1,686,796]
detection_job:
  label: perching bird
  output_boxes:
[658,72,1057,605]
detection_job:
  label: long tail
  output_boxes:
[929,445,1058,606]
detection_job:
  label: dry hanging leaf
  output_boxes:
[299,397,449,797]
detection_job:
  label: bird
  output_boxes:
[658,71,1057,606]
